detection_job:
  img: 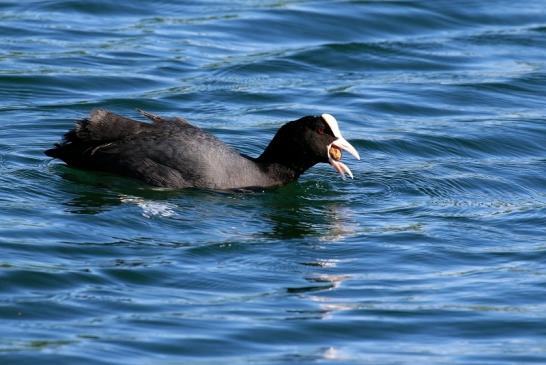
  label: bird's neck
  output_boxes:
[255,149,316,183]
[252,124,320,183]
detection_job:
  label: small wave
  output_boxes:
[119,195,177,218]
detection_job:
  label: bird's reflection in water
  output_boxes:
[264,183,359,324]
[56,166,182,214]
[260,180,358,241]
[286,271,353,317]
[56,167,359,332]
[55,166,359,245]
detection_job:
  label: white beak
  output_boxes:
[321,114,360,180]
[327,137,360,179]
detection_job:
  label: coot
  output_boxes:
[45,109,360,189]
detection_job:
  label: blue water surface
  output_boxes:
[1,1,545,364]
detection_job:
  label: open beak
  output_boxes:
[327,137,360,179]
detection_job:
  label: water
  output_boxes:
[1,0,545,363]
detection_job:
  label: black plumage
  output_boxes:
[45,109,359,189]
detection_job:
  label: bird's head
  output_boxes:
[258,114,360,179]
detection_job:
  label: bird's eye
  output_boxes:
[317,126,325,135]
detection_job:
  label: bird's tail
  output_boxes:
[44,109,149,168]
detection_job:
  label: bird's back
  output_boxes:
[46,109,279,189]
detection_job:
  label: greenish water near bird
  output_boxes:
[1,1,545,364]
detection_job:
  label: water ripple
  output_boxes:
[1,0,546,364]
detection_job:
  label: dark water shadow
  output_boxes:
[53,165,181,214]
[253,180,355,240]
[51,164,357,241]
